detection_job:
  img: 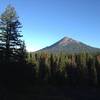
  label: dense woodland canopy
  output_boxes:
[27,52,100,86]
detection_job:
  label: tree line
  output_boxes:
[27,52,100,86]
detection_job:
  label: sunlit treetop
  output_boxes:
[0,5,18,22]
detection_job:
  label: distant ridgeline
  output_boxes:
[37,37,100,54]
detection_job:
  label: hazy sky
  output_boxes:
[0,0,100,51]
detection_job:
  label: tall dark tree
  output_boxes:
[87,55,98,85]
[0,5,25,63]
[39,53,49,81]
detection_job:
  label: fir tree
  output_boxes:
[0,5,26,63]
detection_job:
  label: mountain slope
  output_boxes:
[38,37,100,54]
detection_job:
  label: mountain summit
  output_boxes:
[54,37,79,46]
[38,37,100,54]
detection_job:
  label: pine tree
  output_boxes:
[50,54,55,77]
[96,55,100,85]
[87,55,98,86]
[0,5,25,63]
[77,53,88,85]
[39,53,48,81]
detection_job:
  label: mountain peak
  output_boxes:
[58,36,79,46]
[62,36,70,39]
[61,36,71,41]
[38,36,100,54]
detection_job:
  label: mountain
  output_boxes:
[38,37,100,54]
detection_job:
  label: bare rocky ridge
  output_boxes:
[57,37,80,46]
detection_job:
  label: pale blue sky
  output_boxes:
[0,0,100,51]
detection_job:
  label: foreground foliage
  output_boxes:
[0,52,100,100]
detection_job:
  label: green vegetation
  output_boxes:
[0,5,26,63]
[27,52,100,86]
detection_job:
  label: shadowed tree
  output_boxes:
[38,53,49,81]
[0,5,26,63]
[87,55,98,86]
[76,53,88,85]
